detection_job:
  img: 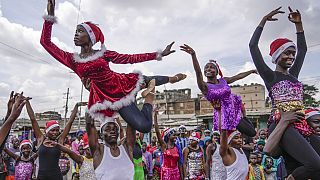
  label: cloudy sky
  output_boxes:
[0,0,319,119]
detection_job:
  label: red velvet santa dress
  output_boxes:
[40,15,162,122]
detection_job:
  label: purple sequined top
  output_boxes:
[15,160,33,180]
[205,78,242,130]
[270,80,313,136]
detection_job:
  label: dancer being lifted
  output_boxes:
[249,6,320,180]
[180,44,256,136]
[41,0,186,133]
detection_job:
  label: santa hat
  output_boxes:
[207,60,223,77]
[269,38,296,64]
[161,128,176,143]
[79,22,105,49]
[189,132,201,142]
[19,139,32,150]
[227,130,241,144]
[45,120,60,134]
[82,133,89,149]
[305,109,320,120]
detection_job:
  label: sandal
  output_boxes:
[141,79,156,98]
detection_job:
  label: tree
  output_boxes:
[303,84,320,108]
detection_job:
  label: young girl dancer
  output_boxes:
[41,0,186,133]
[180,45,256,136]
[249,6,320,180]
[3,140,38,180]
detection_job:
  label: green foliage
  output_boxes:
[303,84,320,108]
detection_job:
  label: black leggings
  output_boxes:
[118,75,169,133]
[269,122,320,180]
[236,117,257,137]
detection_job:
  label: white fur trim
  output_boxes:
[156,50,163,61]
[228,131,240,144]
[88,70,143,113]
[79,23,96,45]
[46,124,60,134]
[306,111,320,119]
[42,15,57,23]
[271,42,296,64]
[73,45,107,63]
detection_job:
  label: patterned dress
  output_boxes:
[161,146,181,180]
[15,159,34,180]
[186,147,205,180]
[205,78,242,130]
[79,157,95,180]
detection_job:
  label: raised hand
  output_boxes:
[264,7,285,22]
[47,0,55,16]
[180,44,195,55]
[8,92,30,121]
[161,42,176,57]
[288,6,302,24]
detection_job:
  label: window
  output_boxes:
[255,94,257,96]
[180,103,184,108]
[243,95,246,98]
[255,102,258,104]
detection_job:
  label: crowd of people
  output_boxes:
[0,0,320,179]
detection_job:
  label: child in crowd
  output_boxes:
[248,152,265,180]
[264,157,277,180]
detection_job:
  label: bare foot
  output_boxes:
[169,73,187,83]
[141,79,155,98]
[144,84,155,104]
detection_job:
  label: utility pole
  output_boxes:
[78,84,84,130]
[64,88,70,128]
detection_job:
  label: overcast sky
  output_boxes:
[0,0,319,119]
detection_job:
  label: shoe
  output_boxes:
[141,79,155,98]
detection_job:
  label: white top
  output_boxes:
[211,144,227,180]
[95,145,134,180]
[225,148,248,180]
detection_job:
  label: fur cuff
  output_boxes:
[42,15,57,23]
[156,50,163,61]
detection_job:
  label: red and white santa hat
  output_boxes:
[269,38,296,64]
[82,133,89,149]
[189,132,201,142]
[207,60,223,77]
[19,139,32,150]
[45,120,60,134]
[79,22,105,49]
[305,109,320,120]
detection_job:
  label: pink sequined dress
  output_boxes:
[15,159,34,180]
[205,78,242,131]
[40,18,160,122]
[161,146,181,180]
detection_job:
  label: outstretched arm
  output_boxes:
[180,44,208,94]
[85,113,100,156]
[26,101,44,141]
[40,0,74,69]
[154,111,166,151]
[56,142,84,165]
[224,70,257,84]
[288,7,307,78]
[106,42,175,64]
[58,102,87,144]
[249,7,284,83]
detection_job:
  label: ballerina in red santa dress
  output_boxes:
[41,0,186,133]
